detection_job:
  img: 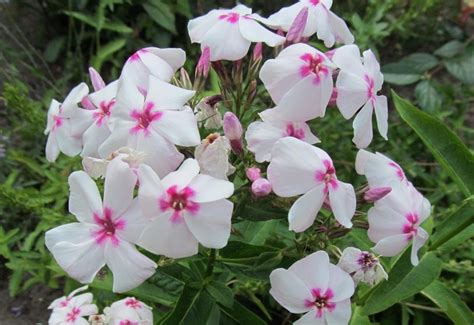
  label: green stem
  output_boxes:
[205,249,217,278]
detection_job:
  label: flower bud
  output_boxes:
[286,7,308,44]
[180,68,193,90]
[195,46,211,79]
[88,67,105,91]
[246,167,261,182]
[252,42,263,62]
[364,187,392,202]
[251,178,272,197]
[328,88,338,107]
[223,112,244,154]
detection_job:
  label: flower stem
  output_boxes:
[205,249,217,278]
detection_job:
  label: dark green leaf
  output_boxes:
[220,300,266,325]
[393,91,474,197]
[183,290,216,325]
[401,53,439,73]
[102,20,133,33]
[161,284,201,325]
[44,37,66,63]
[422,280,474,325]
[176,0,192,18]
[143,1,176,34]
[430,198,474,250]
[382,70,421,86]
[350,306,371,325]
[444,43,474,84]
[434,40,465,58]
[414,80,443,112]
[92,38,127,70]
[63,11,99,29]
[206,280,234,308]
[361,251,442,315]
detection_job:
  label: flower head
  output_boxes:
[48,286,98,325]
[251,178,272,197]
[105,297,153,325]
[188,4,285,61]
[195,95,223,129]
[338,247,388,286]
[270,251,354,324]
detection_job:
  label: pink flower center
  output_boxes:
[159,186,200,223]
[119,321,139,325]
[125,298,142,309]
[59,297,71,307]
[285,123,305,139]
[305,288,336,318]
[315,160,338,192]
[403,213,419,240]
[388,162,405,182]
[364,74,376,100]
[94,99,116,126]
[52,114,64,130]
[219,12,240,23]
[92,207,126,246]
[66,307,81,322]
[130,102,162,135]
[300,53,329,84]
[357,252,378,270]
[310,0,321,5]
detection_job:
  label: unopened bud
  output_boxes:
[180,68,193,89]
[329,88,338,107]
[246,167,261,182]
[286,7,308,44]
[251,178,272,197]
[88,67,105,91]
[223,112,243,140]
[196,46,211,79]
[253,42,263,62]
[364,187,392,202]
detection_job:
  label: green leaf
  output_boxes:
[361,251,442,315]
[401,53,439,73]
[175,0,192,18]
[143,1,177,34]
[102,20,133,33]
[434,40,465,58]
[206,280,234,308]
[161,284,207,325]
[392,91,474,197]
[63,11,99,29]
[220,300,266,325]
[92,38,127,70]
[430,198,474,250]
[182,290,217,324]
[383,53,438,85]
[382,70,421,86]
[414,80,443,112]
[422,280,474,325]
[44,37,66,63]
[444,43,474,84]
[350,306,371,325]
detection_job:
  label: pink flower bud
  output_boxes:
[329,88,338,107]
[88,67,105,92]
[253,43,263,62]
[246,167,261,182]
[251,178,272,197]
[81,96,96,110]
[223,112,244,154]
[364,187,392,202]
[196,46,211,78]
[286,7,308,44]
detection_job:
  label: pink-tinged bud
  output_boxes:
[223,112,243,140]
[196,46,211,79]
[253,43,263,62]
[88,67,105,92]
[286,7,308,44]
[251,178,272,197]
[81,96,96,110]
[364,187,392,202]
[246,167,261,182]
[329,88,338,107]
[180,68,193,90]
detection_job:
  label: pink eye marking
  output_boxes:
[403,212,419,240]
[125,298,142,309]
[52,114,64,129]
[130,102,163,135]
[299,53,329,84]
[128,49,148,62]
[66,307,81,322]
[304,288,336,318]
[388,162,405,181]
[93,99,116,126]
[285,123,305,139]
[119,321,139,325]
[315,159,338,192]
[159,185,200,223]
[310,0,321,5]
[364,74,376,100]
[219,12,240,23]
[92,207,126,246]
[59,297,71,307]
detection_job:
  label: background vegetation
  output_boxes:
[0,0,472,323]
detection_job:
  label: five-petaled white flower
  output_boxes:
[48,286,98,325]
[188,4,285,61]
[268,0,354,48]
[368,184,431,266]
[270,251,355,324]
[268,137,356,232]
[138,159,234,258]
[45,83,93,162]
[259,43,335,122]
[246,108,320,162]
[99,75,200,178]
[104,297,153,325]
[337,247,388,286]
[332,45,388,148]
[120,47,186,91]
[45,157,156,293]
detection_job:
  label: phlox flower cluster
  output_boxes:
[43,1,432,324]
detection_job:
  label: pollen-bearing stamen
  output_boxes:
[159,185,200,223]
[357,252,378,270]
[92,207,126,246]
[305,288,336,318]
[315,159,338,192]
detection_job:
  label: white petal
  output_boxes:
[288,185,326,232]
[354,149,372,175]
[335,71,368,119]
[146,47,186,75]
[88,80,119,108]
[138,211,199,259]
[202,19,251,61]
[188,174,234,203]
[105,241,156,293]
[267,137,322,197]
[187,10,221,43]
[363,49,383,90]
[374,95,388,140]
[313,4,334,47]
[118,199,150,244]
[411,227,428,266]
[352,101,374,149]
[294,310,326,325]
[68,171,102,223]
[372,234,410,257]
[138,164,165,219]
[337,247,363,273]
[327,264,354,301]
[269,268,313,314]
[184,199,233,248]
[367,206,406,242]
[139,51,175,83]
[55,123,84,157]
[259,58,303,104]
[325,299,352,324]
[153,107,200,146]
[103,157,137,218]
[45,133,60,162]
[113,76,144,121]
[161,158,200,190]
[245,121,285,163]
[238,18,285,47]
[328,181,355,228]
[332,44,364,76]
[62,83,89,115]
[98,120,136,158]
[45,223,94,249]
[289,251,330,293]
[81,122,111,158]
[267,2,308,32]
[146,76,195,110]
[327,10,354,45]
